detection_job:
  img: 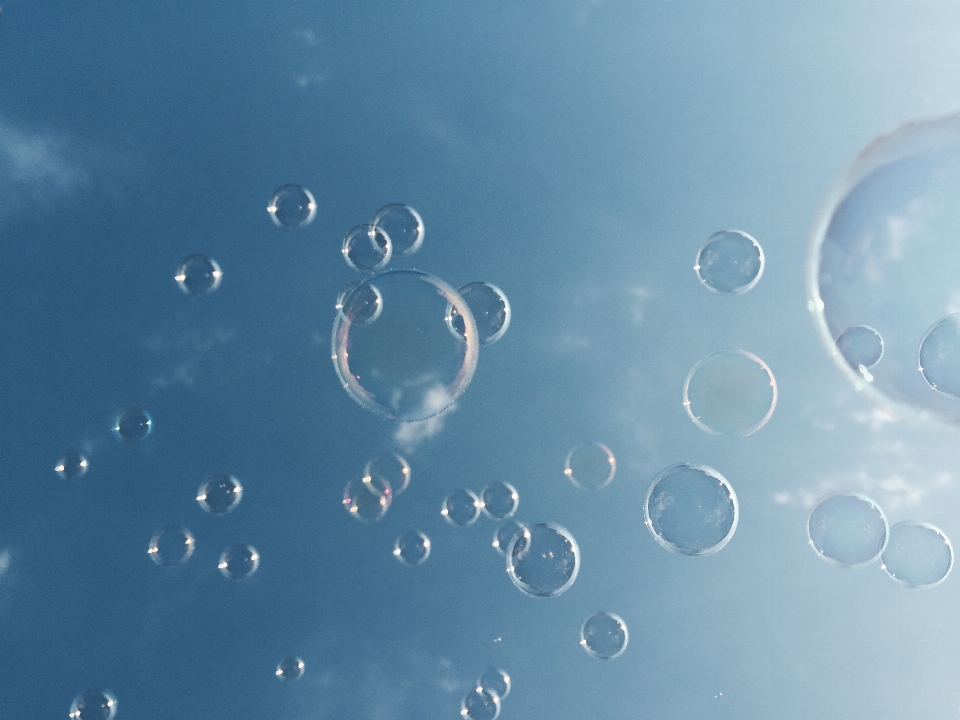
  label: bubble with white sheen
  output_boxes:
[372,203,424,256]
[365,453,411,496]
[55,451,88,480]
[448,282,511,346]
[175,254,222,297]
[695,230,764,294]
[506,522,580,598]
[807,493,888,569]
[70,689,117,720]
[393,529,431,565]
[918,314,960,398]
[580,611,629,660]
[342,224,392,274]
[461,688,500,720]
[492,520,524,555]
[881,521,953,588]
[343,475,392,523]
[683,350,777,436]
[336,281,382,326]
[563,442,616,490]
[442,489,482,527]
[112,406,153,444]
[218,543,260,580]
[835,325,884,377]
[478,667,511,700]
[481,481,519,520]
[276,656,305,682]
[267,184,317,230]
[197,473,243,515]
[148,526,195,567]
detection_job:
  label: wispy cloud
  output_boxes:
[393,386,457,452]
[146,324,237,394]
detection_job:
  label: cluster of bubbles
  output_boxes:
[461,667,511,720]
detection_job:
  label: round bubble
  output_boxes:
[332,270,479,422]
[481,481,519,520]
[881,521,953,588]
[694,230,764,294]
[477,667,511,700]
[175,253,222,297]
[492,520,525,555]
[372,203,425,256]
[148,526,196,567]
[447,282,511,346]
[343,475,392,523]
[70,689,117,720]
[644,464,739,556]
[393,529,431,565]
[506,522,580,598]
[580,611,629,660]
[197,473,243,515]
[918,314,960,398]
[55,451,89,480]
[563,442,616,490]
[276,656,305,682]
[441,489,482,527]
[218,543,260,580]
[836,325,884,376]
[336,281,382,326]
[112,406,153,444]
[807,493,889,569]
[267,184,317,230]
[460,688,500,720]
[683,350,777,436]
[365,453,411,496]
[342,224,392,274]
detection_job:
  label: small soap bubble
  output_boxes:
[835,325,884,376]
[55,451,89,480]
[477,667,511,700]
[461,688,500,720]
[393,529,431,565]
[342,224,392,274]
[447,282,511,347]
[343,475,392,523]
[276,656,305,682]
[112,406,153,444]
[69,689,117,720]
[372,203,424,256]
[695,230,764,294]
[148,526,195,567]
[919,314,960,398]
[645,464,738,556]
[336,281,383,326]
[807,493,888,568]
[492,520,524,555]
[683,350,777,436]
[218,543,260,580]
[174,253,222,297]
[197,474,243,515]
[563,442,616,490]
[481,481,519,520]
[267,184,317,230]
[580,611,629,659]
[506,522,580,598]
[365,453,411,496]
[441,489,482,527]
[881,521,953,588]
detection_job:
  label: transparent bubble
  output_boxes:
[683,350,777,436]
[343,475,392,523]
[836,325,884,377]
[55,451,88,480]
[267,184,317,230]
[365,453,411,496]
[481,481,519,520]
[580,611,629,660]
[112,406,153,444]
[461,688,501,720]
[332,270,479,422]
[336,280,383,326]
[69,688,117,720]
[807,493,888,569]
[197,473,243,515]
[441,489,482,527]
[477,666,511,700]
[342,224,392,274]
[644,464,738,556]
[174,253,222,297]
[218,543,260,580]
[492,520,525,556]
[506,522,580,598]
[918,314,960,398]
[276,655,305,682]
[447,282,511,346]
[393,529,431,565]
[694,230,764,294]
[372,203,424,256]
[881,521,953,588]
[563,442,616,490]
[148,526,196,567]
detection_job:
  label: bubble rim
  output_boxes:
[880,519,953,589]
[682,349,778,436]
[393,529,431,565]
[563,441,617,490]
[267,183,317,230]
[694,229,765,295]
[579,610,630,660]
[341,223,393,274]
[147,525,196,567]
[372,203,425,257]
[454,281,512,346]
[480,480,519,520]
[504,521,581,598]
[441,488,482,527]
[805,492,889,569]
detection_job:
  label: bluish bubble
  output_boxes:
[481,481,519,520]
[276,656,305,682]
[148,526,195,567]
[175,253,222,297]
[492,520,524,555]
[477,666,511,700]
[55,451,88,480]
[69,689,117,720]
[807,493,888,569]
[197,473,243,515]
[645,464,738,556]
[506,522,580,598]
[563,442,616,490]
[580,611,629,660]
[393,529,431,565]
[343,475,392,523]
[365,453,411,496]
[835,325,884,376]
[694,230,764,294]
[267,184,317,230]
[336,281,382,326]
[372,203,424,256]
[918,314,960,398]
[441,489,482,527]
[881,521,953,588]
[461,688,500,720]
[683,350,777,436]
[218,543,260,580]
[342,224,392,274]
[448,282,511,346]
[112,406,153,444]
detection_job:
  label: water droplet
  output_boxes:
[460,688,500,720]
[372,203,424,256]
[447,282,511,346]
[342,224,392,274]
[267,184,317,230]
[580,611,629,659]
[563,442,616,490]
[55,451,88,480]
[365,453,411,496]
[174,254,222,297]
[393,529,431,565]
[694,230,764,294]
[441,489,482,527]
[807,493,888,568]
[506,523,580,598]
[112,406,153,444]
[197,474,243,515]
[683,350,777,435]
[148,526,195,567]
[343,475,392,522]
[218,543,260,580]
[276,655,305,682]
[481,482,519,520]
[69,689,117,720]
[881,521,953,588]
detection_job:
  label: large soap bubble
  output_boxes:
[393,529,431,565]
[563,442,616,490]
[481,481,519,520]
[175,254,222,297]
[218,543,260,580]
[70,689,117,720]
[807,493,888,569]
[365,453,411,496]
[372,203,424,256]
[461,688,500,720]
[694,230,764,294]
[112,406,153,444]
[343,475,392,523]
[441,489,482,527]
[342,224,392,274]
[683,350,777,436]
[267,184,317,230]
[448,282,511,346]
[55,451,89,480]
[477,667,511,700]
[580,611,629,659]
[275,656,305,682]
[332,270,479,421]
[880,521,953,588]
[148,526,196,567]
[506,522,580,598]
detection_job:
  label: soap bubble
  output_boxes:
[197,473,243,515]
[492,520,524,555]
[644,464,738,556]
[835,325,884,377]
[148,526,196,567]
[461,688,500,720]
[694,230,764,294]
[563,442,616,490]
[336,281,382,326]
[506,522,580,598]
[580,611,629,660]
[478,666,511,700]
[481,481,519,520]
[342,224,392,274]
[372,203,424,256]
[343,475,392,522]
[174,253,222,297]
[267,184,317,230]
[807,493,888,568]
[218,543,260,580]
[683,350,777,435]
[276,656,305,682]
[55,451,88,480]
[112,406,153,444]
[447,282,511,346]
[881,521,953,588]
[441,489,482,527]
[365,453,411,496]
[393,529,431,565]
[918,314,960,398]
[69,688,117,720]
[332,270,479,422]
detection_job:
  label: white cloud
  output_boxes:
[393,387,456,452]
[145,324,236,394]
[293,28,320,46]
